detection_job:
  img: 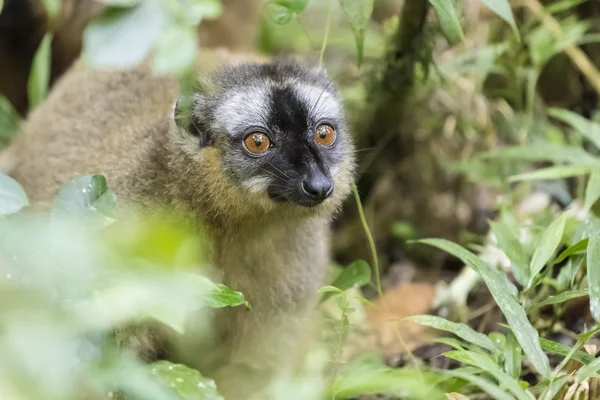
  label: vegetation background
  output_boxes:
[1,0,600,399]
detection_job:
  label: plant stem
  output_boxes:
[318,0,333,68]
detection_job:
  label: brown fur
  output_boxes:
[1,48,354,399]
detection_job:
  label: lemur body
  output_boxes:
[1,50,355,398]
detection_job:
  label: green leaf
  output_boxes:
[28,33,53,109]
[444,350,533,400]
[540,375,571,400]
[480,144,599,164]
[479,0,518,38]
[529,213,567,287]
[549,108,600,150]
[266,2,294,24]
[587,235,600,322]
[273,0,308,12]
[52,175,117,216]
[41,0,61,19]
[417,239,552,378]
[0,95,20,145]
[575,356,600,383]
[404,315,497,352]
[555,238,589,264]
[504,331,522,380]
[83,0,169,68]
[585,172,600,211]
[150,361,223,400]
[0,173,29,215]
[489,220,530,286]
[186,0,223,24]
[101,0,140,6]
[530,289,588,311]
[509,165,597,182]
[153,25,198,76]
[321,259,371,302]
[0,0,3,15]
[442,369,514,400]
[339,0,375,66]
[539,338,597,365]
[428,0,465,46]
[192,276,250,311]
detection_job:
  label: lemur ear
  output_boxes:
[174,92,211,147]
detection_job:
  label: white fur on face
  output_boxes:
[291,83,342,123]
[241,175,271,194]
[213,85,271,135]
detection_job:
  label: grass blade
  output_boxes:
[529,289,588,311]
[575,357,600,383]
[555,238,588,264]
[479,0,519,38]
[509,165,596,182]
[529,213,567,288]
[28,33,53,109]
[428,0,464,46]
[587,235,600,322]
[549,108,600,150]
[539,338,597,365]
[443,369,514,400]
[585,172,600,211]
[489,220,530,285]
[403,315,497,352]
[417,239,552,378]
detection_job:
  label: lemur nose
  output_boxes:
[301,175,334,202]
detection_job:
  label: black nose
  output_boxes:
[300,175,334,202]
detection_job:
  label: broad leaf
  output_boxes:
[186,0,223,24]
[479,0,518,37]
[417,239,552,378]
[150,361,223,400]
[549,108,600,150]
[52,175,117,217]
[0,174,29,215]
[339,0,375,66]
[504,331,522,380]
[489,220,529,285]
[587,235,600,322]
[28,33,53,109]
[428,0,464,46]
[404,315,497,352]
[153,25,198,76]
[83,0,169,68]
[266,0,308,25]
[529,213,567,287]
[444,350,533,400]
[193,276,250,311]
[321,259,370,302]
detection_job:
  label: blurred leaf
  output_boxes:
[101,0,140,6]
[0,0,3,14]
[339,0,375,66]
[444,350,533,400]
[489,220,530,286]
[186,0,223,24]
[528,19,589,66]
[83,0,169,68]
[529,213,567,287]
[530,289,588,311]
[509,165,597,182]
[0,95,20,145]
[504,331,522,380]
[556,238,588,264]
[417,239,552,378]
[442,369,513,400]
[28,33,53,109]
[321,259,370,302]
[479,0,518,37]
[404,315,497,352]
[0,173,29,215]
[549,108,600,150]
[539,338,597,365]
[546,0,587,14]
[153,25,198,76]
[328,355,444,399]
[41,0,61,19]
[428,0,464,46]
[445,393,469,400]
[585,173,600,211]
[540,375,571,400]
[52,175,117,218]
[575,357,600,383]
[587,235,600,322]
[480,144,599,164]
[150,361,223,400]
[434,337,467,350]
[266,0,308,25]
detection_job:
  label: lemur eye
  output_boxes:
[243,132,271,155]
[315,124,336,147]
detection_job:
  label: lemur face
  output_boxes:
[177,60,355,211]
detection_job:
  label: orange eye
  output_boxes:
[315,124,336,146]
[243,132,271,155]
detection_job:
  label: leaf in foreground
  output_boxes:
[417,239,552,378]
[587,235,600,322]
[0,173,29,215]
[404,315,497,352]
[479,0,519,38]
[338,0,375,66]
[549,108,600,150]
[151,361,223,400]
[442,369,513,400]
[428,0,464,46]
[321,259,371,302]
[28,33,53,109]
[489,220,529,285]
[585,172,600,211]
